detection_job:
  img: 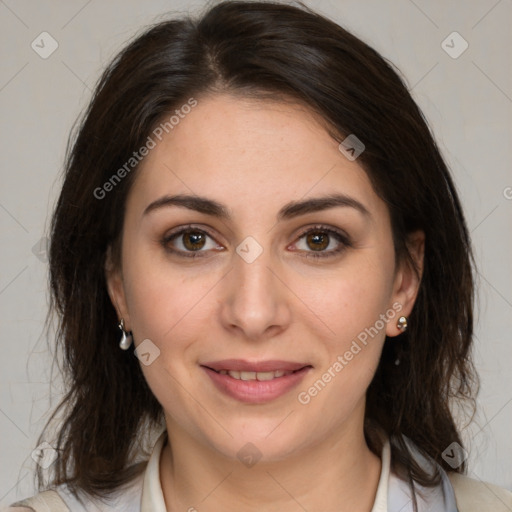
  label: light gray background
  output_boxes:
[1,0,511,505]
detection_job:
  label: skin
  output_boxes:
[105,94,424,512]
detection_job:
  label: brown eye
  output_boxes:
[305,231,330,251]
[161,226,222,258]
[293,225,352,260]
[182,231,207,251]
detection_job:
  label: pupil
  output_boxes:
[307,232,328,251]
[184,232,205,250]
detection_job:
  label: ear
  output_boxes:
[105,245,131,330]
[386,229,425,337]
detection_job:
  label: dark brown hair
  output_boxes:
[38,0,478,508]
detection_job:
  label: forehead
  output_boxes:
[126,94,386,222]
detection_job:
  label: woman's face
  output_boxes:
[106,94,423,461]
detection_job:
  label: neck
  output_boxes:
[159,410,382,511]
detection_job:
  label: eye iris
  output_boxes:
[306,232,329,251]
[183,231,206,251]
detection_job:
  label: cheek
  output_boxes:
[126,272,213,347]
[298,255,394,343]
[294,255,394,405]
[120,233,214,342]
[122,256,215,422]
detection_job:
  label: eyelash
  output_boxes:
[161,224,352,260]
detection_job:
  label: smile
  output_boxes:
[201,360,312,404]
[215,369,298,381]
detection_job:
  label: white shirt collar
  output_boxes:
[370,434,390,512]
[141,431,168,512]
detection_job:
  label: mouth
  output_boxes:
[200,359,313,404]
[205,367,309,381]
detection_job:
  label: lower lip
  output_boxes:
[202,366,311,404]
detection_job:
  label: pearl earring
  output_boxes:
[118,318,133,350]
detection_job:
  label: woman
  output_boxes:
[7,1,512,511]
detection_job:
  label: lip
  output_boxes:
[201,359,309,372]
[201,360,312,404]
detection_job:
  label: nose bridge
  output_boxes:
[220,240,290,339]
[236,250,274,301]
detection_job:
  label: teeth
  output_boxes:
[254,371,276,381]
[218,369,294,380]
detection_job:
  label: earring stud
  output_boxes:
[118,318,133,350]
[396,316,408,333]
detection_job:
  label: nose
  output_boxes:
[219,246,292,342]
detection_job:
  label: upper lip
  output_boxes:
[201,359,311,372]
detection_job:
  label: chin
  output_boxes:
[201,420,307,463]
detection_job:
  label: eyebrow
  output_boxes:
[142,193,371,221]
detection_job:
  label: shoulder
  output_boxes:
[4,490,66,511]
[448,472,512,511]
[5,471,145,512]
